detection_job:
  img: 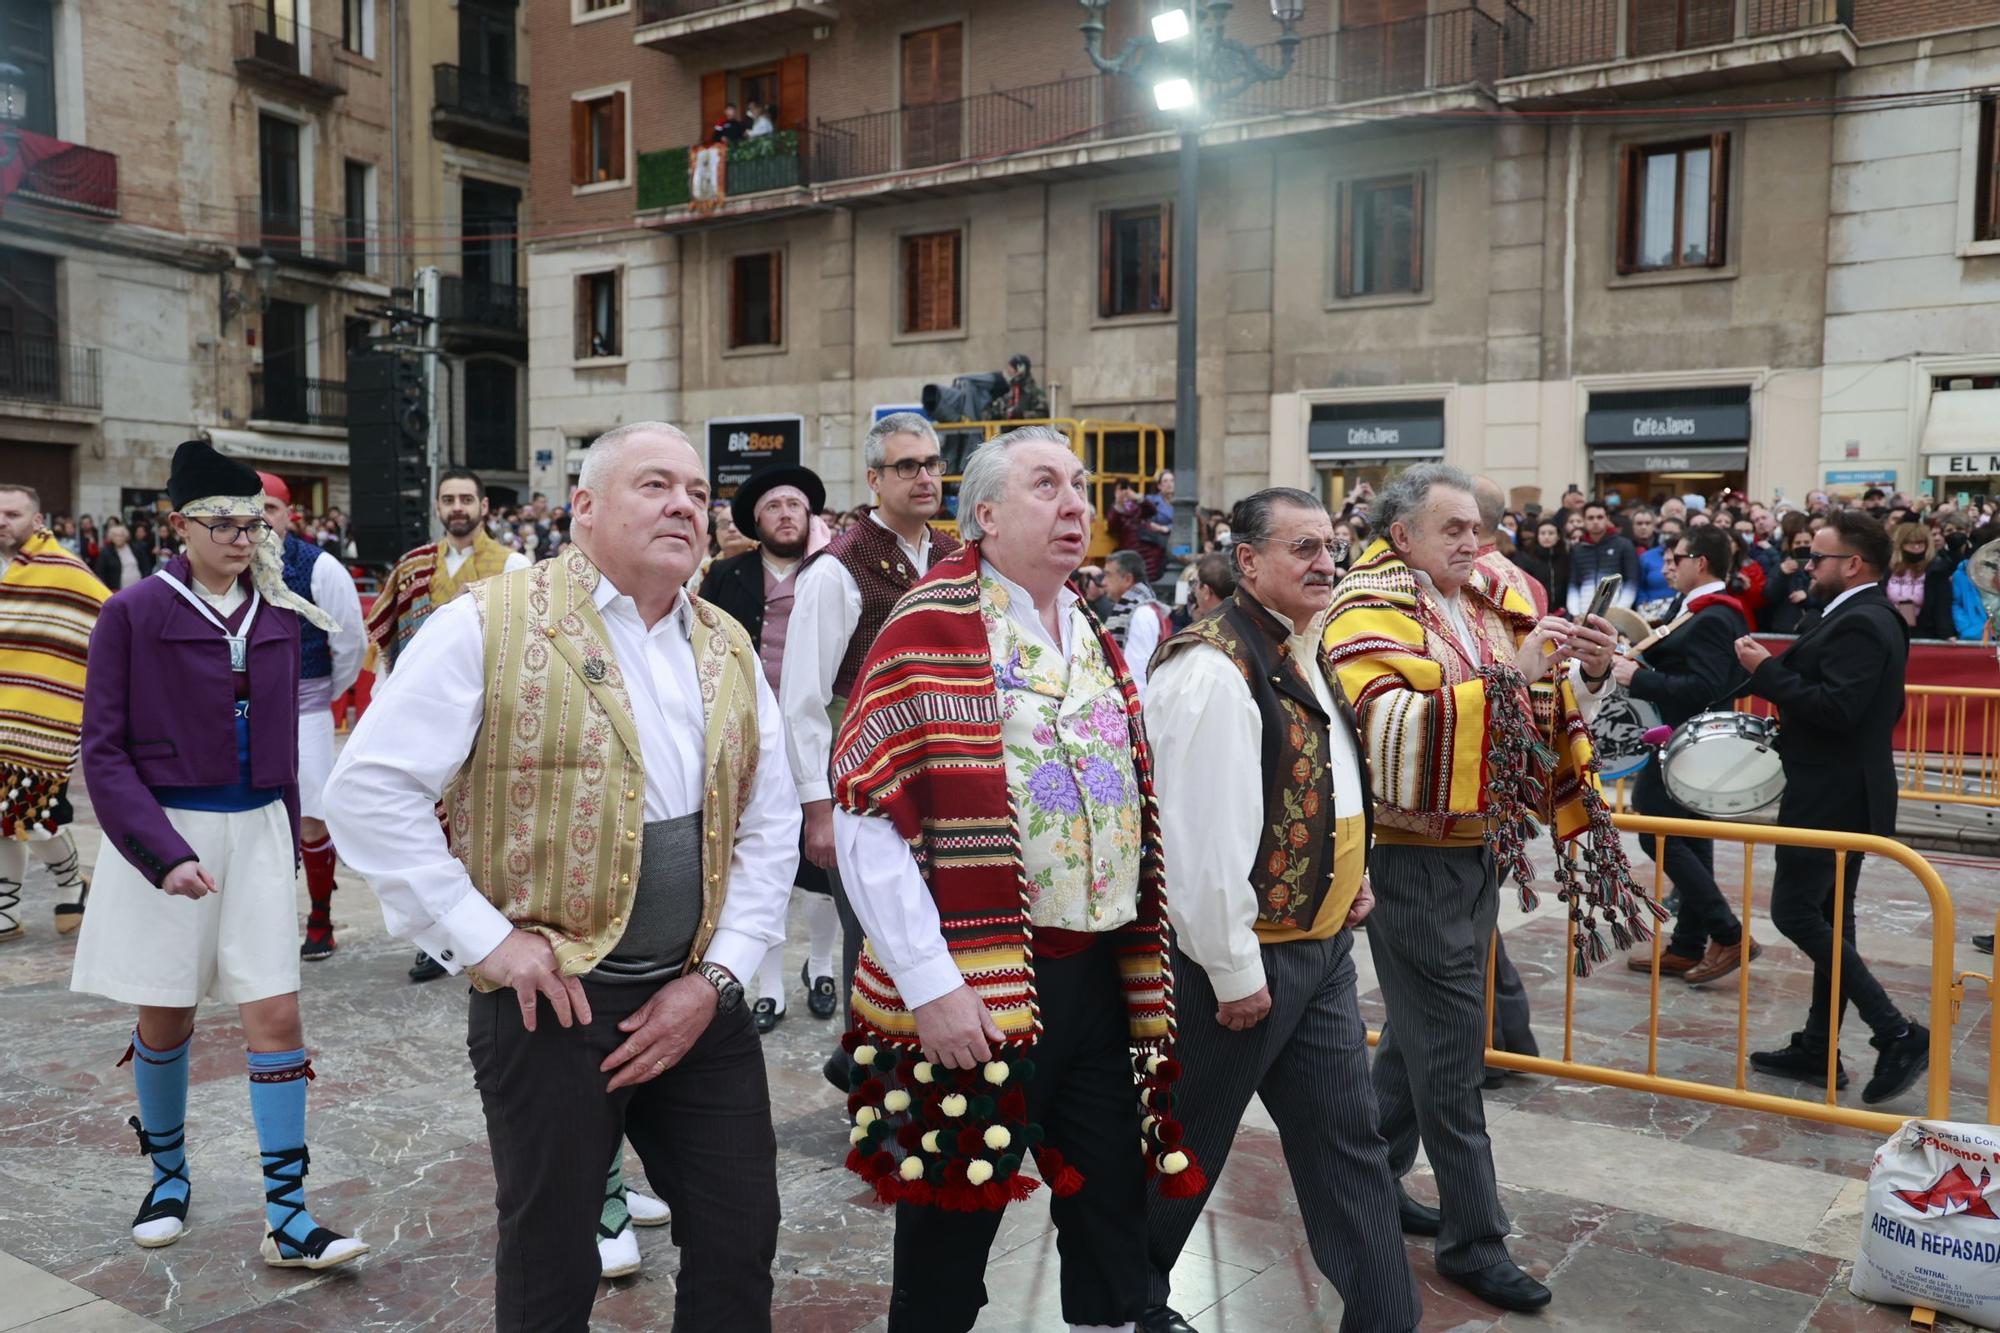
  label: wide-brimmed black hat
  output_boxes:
[731,464,825,538]
[168,438,263,509]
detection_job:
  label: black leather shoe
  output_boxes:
[1976,935,1994,956]
[1750,1034,1848,1090]
[1139,1304,1199,1333]
[1396,1184,1441,1237]
[1446,1259,1551,1312]
[802,962,838,1020]
[408,951,446,984]
[752,996,784,1034]
[1864,1023,1930,1106]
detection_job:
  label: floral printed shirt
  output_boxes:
[980,572,1143,934]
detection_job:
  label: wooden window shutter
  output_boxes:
[1098,210,1114,317]
[570,100,589,187]
[701,71,727,141]
[779,55,808,132]
[607,92,627,181]
[728,258,744,348]
[1336,181,1354,298]
[1614,145,1637,275]
[936,25,963,103]
[1978,101,1998,240]
[1156,203,1173,312]
[1407,173,1425,292]
[902,29,934,107]
[770,252,783,345]
[574,275,588,357]
[901,236,919,332]
[942,230,960,329]
[1706,131,1729,268]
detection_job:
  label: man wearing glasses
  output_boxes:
[1733,511,1929,1105]
[781,412,961,1088]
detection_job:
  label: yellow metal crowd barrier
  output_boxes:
[1368,813,1961,1138]
[927,417,1169,558]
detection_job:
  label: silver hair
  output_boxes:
[1375,463,1476,540]
[956,425,1073,543]
[863,412,939,470]
[577,420,695,496]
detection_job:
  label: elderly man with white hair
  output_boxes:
[829,426,1195,1333]
[326,421,801,1332]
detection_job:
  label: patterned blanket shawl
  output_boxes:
[364,531,512,671]
[0,531,110,836]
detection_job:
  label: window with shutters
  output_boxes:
[698,56,808,142]
[728,252,783,350]
[1616,134,1730,274]
[574,270,621,360]
[1335,173,1423,298]
[1977,98,2000,244]
[900,24,964,170]
[899,230,962,336]
[1098,204,1172,319]
[570,87,628,189]
[573,0,628,20]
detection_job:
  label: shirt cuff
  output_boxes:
[700,927,768,987]
[795,777,832,804]
[412,892,516,974]
[1195,947,1268,1005]
[890,948,967,1012]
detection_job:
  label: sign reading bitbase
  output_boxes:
[706,415,805,500]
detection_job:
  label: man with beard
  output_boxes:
[697,464,843,1033]
[366,469,528,984]
[781,413,961,1089]
[1564,500,1638,617]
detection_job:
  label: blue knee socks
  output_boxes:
[246,1048,323,1249]
[130,1030,191,1210]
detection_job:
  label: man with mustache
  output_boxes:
[830,427,1192,1332]
[697,464,842,1034]
[327,422,801,1330]
[1142,488,1419,1333]
[781,412,961,1088]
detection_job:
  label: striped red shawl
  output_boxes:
[829,541,1201,1210]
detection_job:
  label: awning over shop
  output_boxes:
[1920,389,2000,477]
[206,428,349,469]
[1590,447,1749,474]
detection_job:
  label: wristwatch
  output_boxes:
[693,960,743,1013]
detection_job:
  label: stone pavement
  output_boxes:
[5,774,1999,1331]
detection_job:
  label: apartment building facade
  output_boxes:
[523,0,2000,514]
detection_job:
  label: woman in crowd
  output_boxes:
[92,519,154,592]
[1766,515,1819,633]
[1887,521,1954,638]
[1514,515,1566,608]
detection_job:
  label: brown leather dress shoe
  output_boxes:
[1684,938,1762,986]
[1628,950,1700,976]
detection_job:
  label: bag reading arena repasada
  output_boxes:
[1852,1119,2000,1328]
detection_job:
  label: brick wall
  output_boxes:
[1852,0,2000,40]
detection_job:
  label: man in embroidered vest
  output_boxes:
[71,440,364,1271]
[0,482,110,942]
[1143,488,1419,1333]
[1323,464,1648,1315]
[364,467,529,984]
[700,462,843,1033]
[253,473,364,962]
[831,427,1198,1333]
[326,422,800,1332]
[782,411,961,1086]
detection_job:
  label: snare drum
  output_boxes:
[1660,710,1785,817]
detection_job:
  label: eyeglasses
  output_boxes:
[883,456,946,480]
[1803,550,1858,568]
[1257,535,1344,562]
[189,517,273,546]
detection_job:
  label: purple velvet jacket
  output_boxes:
[82,555,301,885]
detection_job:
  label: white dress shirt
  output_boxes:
[831,562,1081,1010]
[780,512,932,802]
[443,542,531,579]
[1821,582,1872,620]
[324,572,801,984]
[307,547,366,702]
[1120,596,1162,695]
[1147,607,1365,1002]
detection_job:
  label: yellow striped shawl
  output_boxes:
[1324,539,1597,845]
[0,531,109,837]
[446,546,761,990]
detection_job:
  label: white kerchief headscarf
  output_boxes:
[178,494,339,632]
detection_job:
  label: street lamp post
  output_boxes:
[1079,1,1303,553]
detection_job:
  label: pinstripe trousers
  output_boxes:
[1147,932,1421,1333]
[1368,842,1515,1276]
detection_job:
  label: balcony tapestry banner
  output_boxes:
[0,129,117,216]
[690,145,727,212]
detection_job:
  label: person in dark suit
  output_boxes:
[1733,510,1929,1105]
[1612,526,1762,985]
[698,464,842,1034]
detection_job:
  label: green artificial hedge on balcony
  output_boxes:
[638,147,691,211]
[636,132,802,211]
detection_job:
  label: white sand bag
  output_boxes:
[1851,1119,2000,1328]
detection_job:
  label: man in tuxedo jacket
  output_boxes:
[1734,510,1929,1106]
[1611,525,1760,986]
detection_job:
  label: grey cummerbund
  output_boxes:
[588,811,704,986]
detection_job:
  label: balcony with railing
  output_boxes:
[238,198,373,273]
[1,132,119,217]
[436,273,528,351]
[1500,0,1855,100]
[638,12,1504,224]
[251,372,347,428]
[432,64,529,159]
[633,0,840,51]
[231,4,346,100]
[0,335,102,414]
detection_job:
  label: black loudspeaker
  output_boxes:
[348,352,432,563]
